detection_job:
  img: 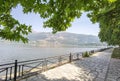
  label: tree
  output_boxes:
[0,0,119,45]
[96,0,120,46]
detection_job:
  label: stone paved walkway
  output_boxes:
[21,49,113,81]
[106,58,120,81]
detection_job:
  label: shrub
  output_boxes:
[111,48,120,59]
[82,51,90,57]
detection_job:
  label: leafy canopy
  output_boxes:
[97,0,120,46]
[0,0,119,45]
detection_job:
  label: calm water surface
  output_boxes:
[0,44,103,64]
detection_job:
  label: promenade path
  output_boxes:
[21,49,113,81]
[106,58,120,81]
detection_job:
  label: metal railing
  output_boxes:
[0,47,112,81]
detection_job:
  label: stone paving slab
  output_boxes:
[21,49,113,81]
[106,58,120,81]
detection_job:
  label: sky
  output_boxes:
[11,5,99,36]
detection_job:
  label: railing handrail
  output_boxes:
[0,59,43,67]
[0,47,112,67]
[0,53,74,67]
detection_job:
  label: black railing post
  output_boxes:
[58,56,62,65]
[5,68,8,81]
[14,60,17,81]
[82,52,84,57]
[77,53,79,60]
[9,67,12,80]
[44,58,47,71]
[18,65,21,77]
[22,65,24,76]
[69,53,72,62]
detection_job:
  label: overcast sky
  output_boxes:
[11,5,99,36]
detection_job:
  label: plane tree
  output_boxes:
[0,0,119,46]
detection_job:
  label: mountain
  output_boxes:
[28,32,103,47]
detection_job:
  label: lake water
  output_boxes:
[0,43,104,64]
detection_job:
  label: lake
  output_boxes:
[0,43,104,64]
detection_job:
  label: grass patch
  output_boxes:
[82,51,90,57]
[111,48,120,59]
